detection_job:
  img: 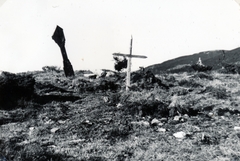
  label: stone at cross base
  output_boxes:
[52,25,75,77]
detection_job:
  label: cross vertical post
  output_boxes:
[126,36,133,91]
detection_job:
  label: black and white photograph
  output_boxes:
[1,0,240,160]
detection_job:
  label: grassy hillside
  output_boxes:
[146,47,240,74]
[1,70,240,160]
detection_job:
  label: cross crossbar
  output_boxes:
[113,53,147,59]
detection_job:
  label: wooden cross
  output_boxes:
[113,36,147,91]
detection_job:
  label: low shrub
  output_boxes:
[191,64,212,72]
[222,63,240,74]
[42,66,61,73]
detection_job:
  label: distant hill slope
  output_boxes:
[146,47,240,74]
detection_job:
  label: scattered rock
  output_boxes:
[157,128,166,132]
[173,115,181,121]
[182,114,189,119]
[151,118,161,126]
[45,119,54,125]
[29,127,35,131]
[234,126,240,130]
[140,121,150,127]
[131,121,150,127]
[220,116,226,120]
[84,73,97,79]
[103,96,109,103]
[208,112,214,117]
[58,120,66,124]
[83,120,93,126]
[42,141,55,147]
[117,103,123,108]
[180,114,189,122]
[193,126,201,131]
[51,127,59,133]
[160,118,168,122]
[173,131,186,140]
[68,139,85,145]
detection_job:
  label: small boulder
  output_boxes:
[151,118,163,126]
[117,103,123,108]
[234,126,240,130]
[103,96,109,103]
[151,118,160,124]
[173,115,181,121]
[180,114,189,122]
[51,127,59,133]
[157,128,166,132]
[84,120,93,126]
[208,112,214,117]
[58,120,66,124]
[173,131,186,140]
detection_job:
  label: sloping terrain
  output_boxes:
[1,70,240,160]
[146,47,240,74]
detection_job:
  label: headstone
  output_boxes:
[197,57,204,66]
[52,25,75,77]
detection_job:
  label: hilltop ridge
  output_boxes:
[146,47,240,74]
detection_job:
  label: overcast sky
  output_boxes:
[1,0,240,73]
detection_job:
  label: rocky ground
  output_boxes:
[1,69,240,161]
